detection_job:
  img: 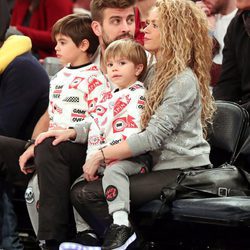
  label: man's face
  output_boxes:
[236,0,250,10]
[202,0,228,15]
[99,7,135,47]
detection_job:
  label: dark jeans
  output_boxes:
[0,136,27,250]
[1,190,23,250]
[70,169,181,237]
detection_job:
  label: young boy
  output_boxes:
[96,39,150,250]
[24,13,111,248]
[36,39,150,249]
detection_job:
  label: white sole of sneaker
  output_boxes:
[112,232,137,250]
[59,242,101,250]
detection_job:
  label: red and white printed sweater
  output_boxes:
[48,63,111,129]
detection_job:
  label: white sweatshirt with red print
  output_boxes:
[48,63,111,129]
[74,81,145,158]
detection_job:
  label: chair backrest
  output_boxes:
[43,57,62,78]
[207,101,249,166]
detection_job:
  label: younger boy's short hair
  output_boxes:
[90,0,135,23]
[52,13,99,56]
[104,39,147,78]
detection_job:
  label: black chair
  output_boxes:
[133,101,250,249]
[172,101,250,226]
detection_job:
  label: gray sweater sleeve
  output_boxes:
[127,69,199,156]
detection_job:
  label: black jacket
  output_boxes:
[213,11,250,113]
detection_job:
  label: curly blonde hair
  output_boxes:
[141,0,215,137]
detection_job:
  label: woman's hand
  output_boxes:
[83,151,103,181]
[35,128,76,146]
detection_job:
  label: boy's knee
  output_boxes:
[34,138,56,166]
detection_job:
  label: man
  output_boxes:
[213,0,250,112]
[90,0,135,73]
[196,0,237,86]
[213,0,250,168]
[89,0,153,85]
[0,0,49,249]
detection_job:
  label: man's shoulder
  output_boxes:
[9,52,42,68]
[6,53,49,83]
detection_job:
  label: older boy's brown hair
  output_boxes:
[104,39,147,79]
[90,0,136,23]
[52,13,99,55]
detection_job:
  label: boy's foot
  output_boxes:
[40,240,61,250]
[102,224,136,250]
[59,230,101,250]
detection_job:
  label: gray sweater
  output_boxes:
[127,68,211,171]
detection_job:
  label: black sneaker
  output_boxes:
[40,240,61,250]
[102,224,136,250]
[59,230,101,250]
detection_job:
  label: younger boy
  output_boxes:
[39,39,150,249]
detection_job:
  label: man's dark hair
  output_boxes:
[0,0,10,43]
[90,0,135,23]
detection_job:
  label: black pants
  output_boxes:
[0,135,87,242]
[0,135,29,186]
[34,138,87,241]
[70,169,181,237]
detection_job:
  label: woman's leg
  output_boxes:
[71,169,181,238]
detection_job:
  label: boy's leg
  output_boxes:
[102,159,146,215]
[35,138,87,242]
[101,160,146,250]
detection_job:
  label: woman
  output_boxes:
[37,0,215,248]
[10,0,73,59]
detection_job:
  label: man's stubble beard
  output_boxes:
[102,32,134,48]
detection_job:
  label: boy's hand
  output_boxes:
[83,151,103,181]
[35,129,76,146]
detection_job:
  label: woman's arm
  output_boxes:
[84,70,198,178]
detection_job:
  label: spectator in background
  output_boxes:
[213,0,250,111]
[6,0,14,12]
[9,0,73,59]
[135,0,156,45]
[0,0,49,249]
[196,0,237,86]
[73,0,91,15]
